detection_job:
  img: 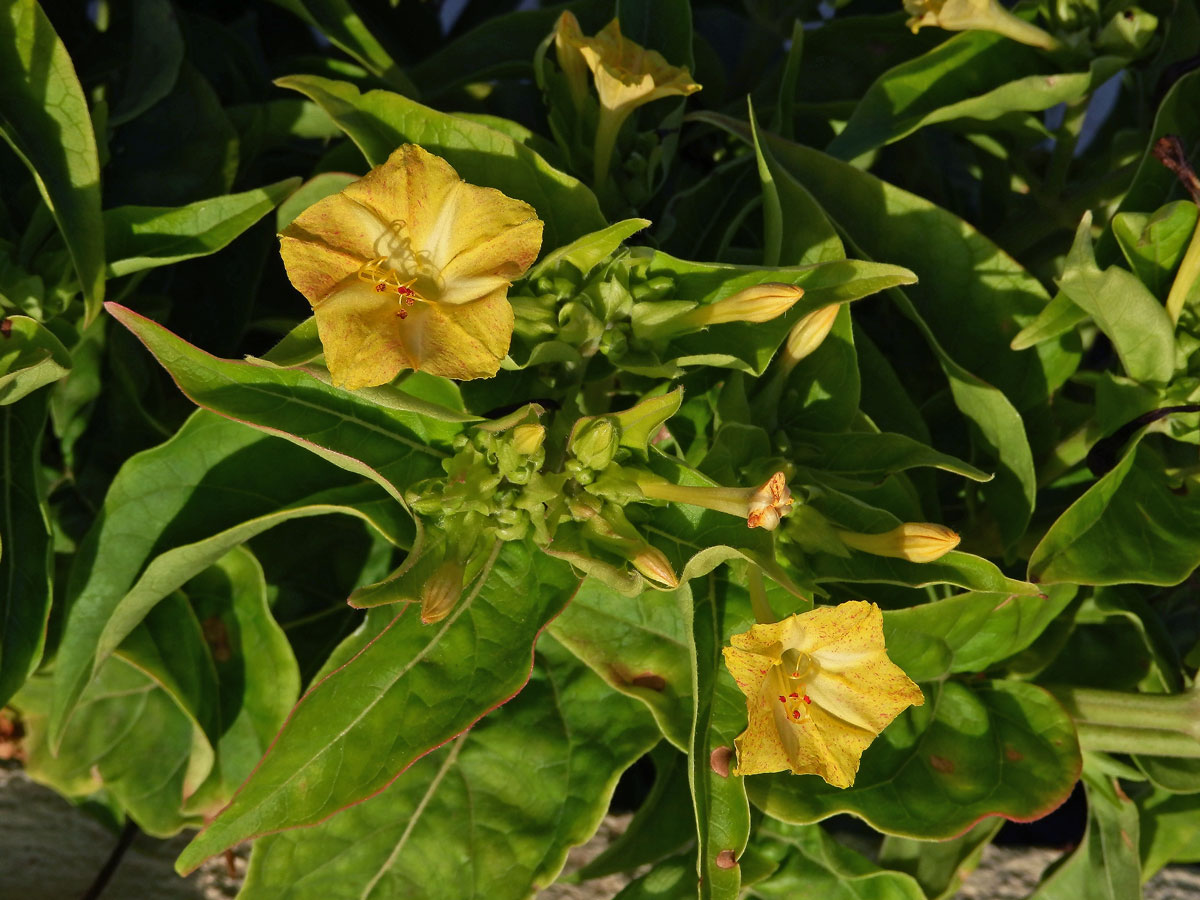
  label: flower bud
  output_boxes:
[631,544,680,588]
[780,304,839,375]
[836,522,960,563]
[511,424,546,456]
[570,416,621,470]
[420,560,464,624]
[686,283,804,328]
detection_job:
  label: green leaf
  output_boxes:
[806,548,1042,597]
[687,577,751,900]
[576,743,695,879]
[750,100,844,266]
[754,821,926,900]
[1140,788,1200,877]
[106,303,458,504]
[49,410,412,752]
[828,31,1120,161]
[0,315,71,405]
[237,635,657,899]
[1030,757,1141,900]
[275,173,358,230]
[696,111,1076,411]
[612,853,696,899]
[1113,202,1199,300]
[269,0,418,96]
[0,393,51,707]
[1058,213,1177,385]
[549,578,692,748]
[748,680,1082,838]
[530,218,651,279]
[1029,440,1200,586]
[104,178,300,278]
[176,545,580,873]
[787,429,991,482]
[18,657,200,836]
[110,0,184,126]
[0,0,104,320]
[882,587,1076,682]
[878,818,1002,900]
[274,74,607,251]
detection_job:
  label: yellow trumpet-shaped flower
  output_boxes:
[723,601,924,786]
[279,144,544,388]
[902,0,1059,49]
[553,12,701,186]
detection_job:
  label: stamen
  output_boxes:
[804,695,811,704]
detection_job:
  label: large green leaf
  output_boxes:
[787,430,990,482]
[747,680,1082,838]
[106,303,458,505]
[1029,440,1200,586]
[1057,213,1176,385]
[878,819,1002,900]
[0,315,71,405]
[109,0,183,126]
[549,578,693,748]
[0,393,51,707]
[883,587,1076,682]
[176,545,581,873]
[274,74,606,251]
[104,178,300,278]
[1140,788,1200,877]
[754,821,925,900]
[0,0,104,321]
[237,635,657,899]
[827,30,1119,161]
[48,410,412,751]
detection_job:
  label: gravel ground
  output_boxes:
[3,766,1198,899]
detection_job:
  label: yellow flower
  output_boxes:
[722,601,924,786]
[279,144,544,388]
[902,0,1059,49]
[553,13,701,186]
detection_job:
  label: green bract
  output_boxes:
[3,2,1200,899]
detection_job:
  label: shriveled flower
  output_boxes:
[637,471,794,532]
[902,0,1059,49]
[279,144,544,388]
[723,601,924,786]
[553,12,701,185]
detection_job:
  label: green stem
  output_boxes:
[1166,217,1200,324]
[592,107,629,192]
[990,14,1061,51]
[747,566,776,624]
[1075,723,1200,758]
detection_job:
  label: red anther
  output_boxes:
[804,695,811,704]
[375,284,387,292]
[397,285,413,296]
[405,297,415,306]
[791,710,800,720]
[778,696,786,703]
[397,309,408,320]
[789,692,799,699]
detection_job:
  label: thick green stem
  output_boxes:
[747,566,776,625]
[592,107,629,192]
[1166,219,1200,324]
[1048,685,1200,757]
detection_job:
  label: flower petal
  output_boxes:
[312,279,414,389]
[402,288,515,380]
[279,192,387,305]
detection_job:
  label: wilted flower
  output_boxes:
[722,601,924,785]
[902,0,1059,49]
[279,144,544,388]
[637,471,794,531]
[837,522,961,563]
[553,12,701,185]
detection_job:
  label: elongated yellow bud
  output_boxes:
[420,560,465,624]
[780,304,839,375]
[836,522,960,563]
[902,0,1059,49]
[684,283,804,328]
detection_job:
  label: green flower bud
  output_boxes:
[570,416,622,470]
